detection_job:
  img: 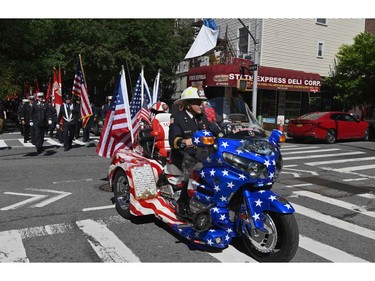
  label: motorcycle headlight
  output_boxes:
[222,152,267,178]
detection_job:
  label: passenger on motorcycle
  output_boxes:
[169,86,221,218]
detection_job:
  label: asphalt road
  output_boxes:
[0,129,374,279]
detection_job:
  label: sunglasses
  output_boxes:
[190,100,203,106]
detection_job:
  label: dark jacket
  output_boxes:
[21,103,32,123]
[169,110,213,169]
[29,101,51,127]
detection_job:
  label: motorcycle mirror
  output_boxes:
[269,129,286,144]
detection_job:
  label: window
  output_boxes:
[238,26,249,56]
[316,18,327,25]
[317,42,324,58]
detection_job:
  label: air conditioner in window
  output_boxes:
[241,53,252,60]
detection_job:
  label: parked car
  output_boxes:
[287,111,370,144]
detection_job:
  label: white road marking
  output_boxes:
[293,203,375,240]
[281,146,319,151]
[281,148,340,155]
[0,230,29,262]
[299,235,368,262]
[293,190,375,218]
[0,139,7,148]
[76,219,141,262]
[26,188,71,208]
[357,193,375,199]
[0,192,48,211]
[45,138,63,146]
[324,164,375,173]
[305,156,375,166]
[208,245,257,262]
[82,205,115,212]
[18,138,34,147]
[343,178,369,182]
[283,151,365,160]
[283,167,319,175]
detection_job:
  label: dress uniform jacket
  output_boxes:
[169,110,213,169]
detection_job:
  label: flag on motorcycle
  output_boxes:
[152,69,161,104]
[72,56,93,128]
[96,66,132,158]
[122,68,152,147]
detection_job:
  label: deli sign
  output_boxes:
[188,64,321,92]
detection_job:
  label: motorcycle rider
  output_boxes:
[169,86,221,218]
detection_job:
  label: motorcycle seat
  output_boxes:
[151,113,171,157]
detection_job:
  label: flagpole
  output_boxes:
[153,69,161,104]
[78,54,87,88]
[141,65,144,106]
[122,65,134,145]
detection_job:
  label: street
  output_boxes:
[1,130,375,267]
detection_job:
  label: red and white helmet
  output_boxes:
[150,101,169,114]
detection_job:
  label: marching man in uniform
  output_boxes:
[57,94,79,151]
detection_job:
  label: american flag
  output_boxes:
[96,68,132,158]
[127,72,152,139]
[72,62,93,128]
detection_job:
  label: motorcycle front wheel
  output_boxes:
[241,212,299,262]
[113,169,132,220]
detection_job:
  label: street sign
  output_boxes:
[248,64,258,71]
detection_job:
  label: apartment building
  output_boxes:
[182,18,365,126]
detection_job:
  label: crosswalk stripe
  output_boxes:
[293,190,375,219]
[325,164,375,173]
[283,151,365,160]
[208,245,257,262]
[17,138,34,147]
[76,219,141,263]
[45,138,63,146]
[0,230,29,262]
[281,146,319,151]
[0,139,6,148]
[305,156,375,166]
[282,148,340,155]
[299,235,369,262]
[293,203,375,240]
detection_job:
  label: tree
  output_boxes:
[325,32,375,106]
[0,19,194,104]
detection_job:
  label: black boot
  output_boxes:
[175,181,191,218]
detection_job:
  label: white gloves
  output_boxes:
[48,120,52,125]
[30,122,34,127]
[56,124,60,129]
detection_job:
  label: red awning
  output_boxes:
[187,60,321,92]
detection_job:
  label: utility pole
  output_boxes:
[238,18,260,117]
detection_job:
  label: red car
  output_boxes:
[287,111,370,144]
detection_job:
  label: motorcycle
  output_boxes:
[108,97,299,262]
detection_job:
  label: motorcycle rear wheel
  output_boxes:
[113,169,132,220]
[241,212,299,262]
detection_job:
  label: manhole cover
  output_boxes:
[99,184,113,192]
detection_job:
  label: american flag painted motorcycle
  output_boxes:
[108,98,299,262]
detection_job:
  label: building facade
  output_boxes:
[181,18,365,127]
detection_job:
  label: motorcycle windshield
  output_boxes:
[238,138,276,155]
[205,97,266,138]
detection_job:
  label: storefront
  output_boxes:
[187,58,321,126]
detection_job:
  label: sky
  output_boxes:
[1,0,372,19]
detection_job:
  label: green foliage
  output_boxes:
[325,32,375,105]
[0,19,194,104]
